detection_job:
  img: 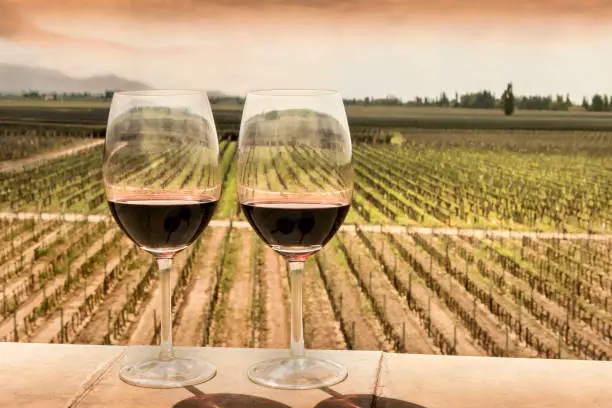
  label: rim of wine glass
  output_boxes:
[113,89,206,96]
[247,89,340,97]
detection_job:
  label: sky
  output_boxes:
[1,0,612,100]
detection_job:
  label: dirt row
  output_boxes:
[30,235,134,343]
[392,232,535,358]
[338,232,437,354]
[359,231,485,356]
[457,236,611,358]
[317,240,393,352]
[435,234,576,358]
[6,221,608,361]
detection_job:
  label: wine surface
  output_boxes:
[108,198,217,254]
[241,201,350,256]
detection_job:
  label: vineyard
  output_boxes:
[0,104,611,361]
[1,130,610,234]
[0,125,99,162]
[0,216,610,360]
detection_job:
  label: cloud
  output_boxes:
[0,0,193,53]
[0,1,32,38]
[8,0,612,24]
[2,0,611,50]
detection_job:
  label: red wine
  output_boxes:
[108,197,217,255]
[241,201,350,259]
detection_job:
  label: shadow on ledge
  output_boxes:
[315,388,428,408]
[174,385,427,408]
[172,385,291,408]
[314,394,427,408]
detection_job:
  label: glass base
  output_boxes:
[247,356,347,390]
[119,357,216,389]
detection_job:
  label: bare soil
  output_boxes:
[303,258,347,350]
[0,140,103,174]
[402,233,535,358]
[340,232,436,354]
[317,240,393,352]
[454,236,607,358]
[173,228,226,347]
[71,252,153,345]
[364,231,485,356]
[124,249,191,346]
[29,236,132,343]
[0,227,118,340]
[259,246,290,349]
[210,230,254,348]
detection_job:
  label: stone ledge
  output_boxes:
[0,342,610,408]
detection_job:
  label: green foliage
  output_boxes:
[352,129,612,233]
[452,92,460,108]
[439,92,450,108]
[389,132,404,145]
[461,90,496,109]
[516,94,571,111]
[582,97,590,110]
[34,247,49,260]
[502,83,515,116]
[342,88,612,114]
[591,94,605,112]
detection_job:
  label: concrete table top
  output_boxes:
[1,342,610,407]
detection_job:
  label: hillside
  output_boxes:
[0,64,150,94]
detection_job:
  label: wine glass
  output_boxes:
[237,89,354,389]
[103,90,221,388]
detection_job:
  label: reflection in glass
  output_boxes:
[237,89,354,389]
[103,90,221,388]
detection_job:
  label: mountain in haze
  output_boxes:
[0,64,151,94]
[0,64,232,98]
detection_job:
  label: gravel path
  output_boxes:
[0,212,610,241]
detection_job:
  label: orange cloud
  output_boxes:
[0,0,194,52]
[2,0,611,47]
[9,0,612,23]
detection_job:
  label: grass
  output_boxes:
[216,143,238,219]
[34,248,49,260]
[249,235,265,345]
[0,99,111,109]
[4,100,612,131]
[2,98,609,117]
[1,108,610,234]
[219,230,240,294]
[328,238,377,321]
[212,229,241,332]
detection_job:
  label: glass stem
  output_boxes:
[157,257,174,361]
[288,261,305,358]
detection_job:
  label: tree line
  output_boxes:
[1,91,247,105]
[344,84,612,114]
[5,87,612,114]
